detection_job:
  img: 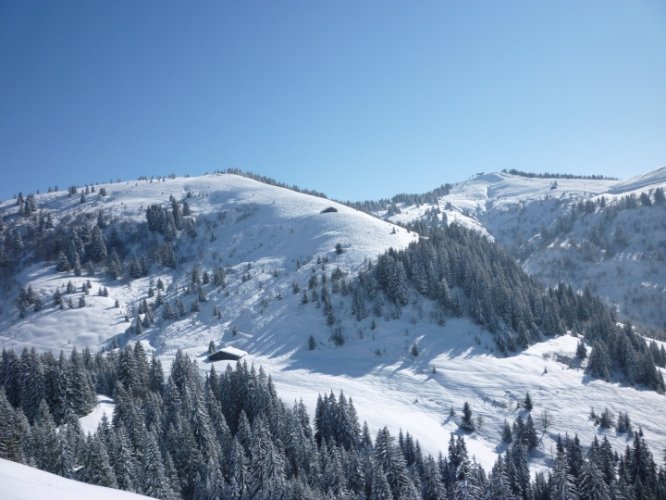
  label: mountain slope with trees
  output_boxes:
[0,170,665,498]
[2,346,665,499]
[370,167,666,332]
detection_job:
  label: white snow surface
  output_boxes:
[0,458,153,500]
[1,171,665,485]
[205,322,666,474]
[609,166,666,194]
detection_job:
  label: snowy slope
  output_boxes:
[378,168,666,330]
[202,317,666,474]
[0,173,416,353]
[1,171,665,486]
[1,458,153,500]
[609,166,666,195]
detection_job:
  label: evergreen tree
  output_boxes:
[579,459,611,500]
[67,347,95,415]
[587,340,611,381]
[421,455,448,499]
[189,388,217,461]
[654,187,665,205]
[31,400,62,474]
[0,390,27,462]
[371,462,394,500]
[523,415,539,451]
[229,437,249,499]
[56,251,71,272]
[55,429,76,479]
[79,434,117,488]
[486,454,515,500]
[549,450,578,499]
[108,424,137,492]
[374,426,414,499]
[459,402,475,432]
[576,341,587,360]
[523,392,533,411]
[19,348,44,424]
[141,430,173,498]
[508,442,530,498]
[249,416,287,499]
[501,420,513,444]
[89,226,108,263]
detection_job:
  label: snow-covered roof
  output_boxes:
[217,346,247,358]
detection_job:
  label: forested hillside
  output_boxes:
[2,346,665,499]
[366,168,666,333]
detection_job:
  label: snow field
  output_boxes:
[0,458,152,500]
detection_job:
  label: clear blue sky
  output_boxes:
[1,1,665,202]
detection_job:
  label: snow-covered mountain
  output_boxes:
[374,168,666,331]
[0,173,415,353]
[1,170,665,496]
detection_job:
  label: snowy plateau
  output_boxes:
[1,170,665,498]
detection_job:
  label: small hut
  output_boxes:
[207,346,247,362]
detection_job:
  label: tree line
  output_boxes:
[2,346,666,499]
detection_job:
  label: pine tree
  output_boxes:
[374,426,414,498]
[523,415,539,451]
[587,340,611,381]
[79,434,117,488]
[549,450,578,499]
[508,442,530,498]
[89,226,108,263]
[141,430,173,498]
[190,388,217,461]
[576,340,587,360]
[56,430,76,479]
[579,459,611,500]
[370,462,394,500]
[0,390,27,462]
[229,437,249,499]
[523,392,533,411]
[421,455,448,499]
[654,187,665,205]
[501,420,512,444]
[56,250,71,272]
[108,424,137,492]
[249,416,287,498]
[19,348,44,424]
[68,347,95,415]
[31,400,61,473]
[486,454,514,500]
[459,402,475,432]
